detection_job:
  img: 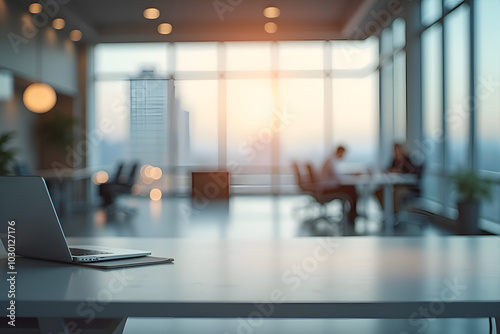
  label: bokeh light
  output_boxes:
[150,188,162,201]
[29,3,42,14]
[69,29,82,42]
[143,8,160,19]
[264,22,278,34]
[150,167,162,180]
[52,18,65,30]
[93,171,109,184]
[263,7,280,19]
[157,23,172,35]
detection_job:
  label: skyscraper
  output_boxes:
[129,72,169,167]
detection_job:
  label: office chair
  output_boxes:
[291,162,318,216]
[292,162,350,230]
[394,163,429,228]
[99,162,140,214]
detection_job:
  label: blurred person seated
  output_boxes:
[320,145,358,224]
[375,143,417,213]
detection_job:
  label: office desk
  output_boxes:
[339,173,417,234]
[1,237,499,333]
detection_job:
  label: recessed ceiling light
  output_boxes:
[157,23,172,35]
[263,6,280,19]
[70,29,82,42]
[28,3,42,14]
[264,22,278,34]
[143,8,160,20]
[52,18,65,30]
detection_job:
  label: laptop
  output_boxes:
[0,176,151,263]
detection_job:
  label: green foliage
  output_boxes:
[0,132,17,176]
[37,111,77,149]
[451,169,492,202]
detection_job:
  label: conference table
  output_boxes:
[338,173,418,234]
[1,236,499,333]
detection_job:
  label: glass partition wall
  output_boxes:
[419,0,500,232]
[92,39,379,194]
[375,0,499,233]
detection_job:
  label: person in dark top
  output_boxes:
[375,143,417,212]
[387,143,416,174]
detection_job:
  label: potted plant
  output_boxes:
[0,131,18,176]
[451,169,492,235]
[36,111,77,168]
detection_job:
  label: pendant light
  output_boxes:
[23,83,57,113]
[23,28,57,114]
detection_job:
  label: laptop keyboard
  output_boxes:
[70,248,113,256]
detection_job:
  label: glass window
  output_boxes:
[380,28,393,56]
[94,80,130,166]
[444,4,470,210]
[94,43,168,77]
[380,62,394,166]
[174,80,218,167]
[92,40,381,195]
[392,18,406,50]
[226,79,274,172]
[444,5,469,172]
[225,42,271,71]
[422,24,443,204]
[476,0,500,173]
[422,25,443,167]
[278,41,324,71]
[279,79,324,168]
[481,183,500,224]
[331,37,378,70]
[175,43,218,72]
[476,0,500,228]
[444,0,463,10]
[393,51,406,142]
[421,0,442,26]
[332,73,378,168]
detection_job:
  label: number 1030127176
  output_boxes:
[7,220,16,271]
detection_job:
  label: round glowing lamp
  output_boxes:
[29,3,43,14]
[264,22,278,34]
[157,23,172,35]
[263,7,280,19]
[143,8,160,19]
[23,83,57,113]
[52,18,66,30]
[69,30,82,42]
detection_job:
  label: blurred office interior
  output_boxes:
[1,0,499,332]
[0,0,498,238]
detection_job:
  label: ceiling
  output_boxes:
[19,0,387,43]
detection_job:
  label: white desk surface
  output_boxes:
[338,173,418,186]
[1,236,499,319]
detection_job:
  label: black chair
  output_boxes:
[99,162,139,209]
